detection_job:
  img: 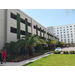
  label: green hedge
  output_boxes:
[53,51,61,54]
[63,51,68,54]
[69,51,75,54]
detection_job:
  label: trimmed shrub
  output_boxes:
[63,51,68,54]
[69,51,75,54]
[43,47,49,50]
[53,51,61,54]
[35,44,43,51]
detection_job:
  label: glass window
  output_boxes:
[71,35,73,37]
[67,29,69,30]
[63,27,65,28]
[64,39,66,43]
[60,32,62,34]
[60,30,62,31]
[68,39,70,43]
[64,34,66,38]
[61,39,63,41]
[57,30,59,31]
[70,26,72,27]
[70,28,72,30]
[67,26,68,28]
[74,25,75,27]
[63,29,65,31]
[57,28,59,29]
[57,32,59,34]
[60,27,62,29]
[71,31,72,32]
[48,29,49,30]
[67,31,69,33]
[64,32,65,33]
[71,39,73,42]
[67,34,69,38]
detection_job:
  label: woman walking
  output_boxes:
[2,50,7,63]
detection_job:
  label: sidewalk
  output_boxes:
[0,51,53,66]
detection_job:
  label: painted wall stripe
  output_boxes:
[17,13,20,39]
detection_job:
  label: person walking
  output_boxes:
[2,50,7,63]
[0,50,3,64]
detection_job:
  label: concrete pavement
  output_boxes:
[61,47,75,52]
[0,51,53,66]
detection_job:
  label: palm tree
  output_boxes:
[17,34,41,56]
[46,39,52,50]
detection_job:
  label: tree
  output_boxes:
[17,34,41,56]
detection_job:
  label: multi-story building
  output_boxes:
[47,24,75,44]
[0,9,59,50]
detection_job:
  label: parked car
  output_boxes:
[55,47,62,51]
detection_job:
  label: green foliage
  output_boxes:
[35,44,43,51]
[43,47,49,50]
[69,51,75,54]
[3,41,18,56]
[53,51,61,54]
[63,51,68,54]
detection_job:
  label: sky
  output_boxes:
[20,9,75,28]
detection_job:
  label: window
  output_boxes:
[34,25,36,29]
[71,35,73,38]
[67,26,68,28]
[51,28,52,30]
[57,30,59,31]
[67,29,69,30]
[11,27,17,34]
[21,30,25,35]
[60,32,62,34]
[54,33,56,34]
[67,31,69,33]
[70,28,72,30]
[71,31,72,32]
[63,29,65,31]
[57,28,59,29]
[48,29,49,30]
[67,34,69,38]
[68,39,70,43]
[64,34,66,38]
[74,25,75,27]
[64,32,65,33]
[60,27,62,29]
[70,26,72,27]
[60,30,62,31]
[57,32,59,34]
[20,18,25,24]
[71,39,73,42]
[28,22,31,27]
[64,39,66,43]
[71,33,73,35]
[63,27,65,28]
[11,13,17,20]
[61,39,63,41]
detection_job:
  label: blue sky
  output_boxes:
[20,9,75,28]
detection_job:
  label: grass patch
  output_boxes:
[24,54,75,66]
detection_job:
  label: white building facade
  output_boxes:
[47,24,75,44]
[0,9,59,50]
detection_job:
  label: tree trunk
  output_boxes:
[29,46,33,56]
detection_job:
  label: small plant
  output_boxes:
[53,51,61,54]
[63,51,68,54]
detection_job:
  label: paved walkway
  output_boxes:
[61,47,75,52]
[0,51,53,66]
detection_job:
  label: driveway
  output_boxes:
[61,47,75,52]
